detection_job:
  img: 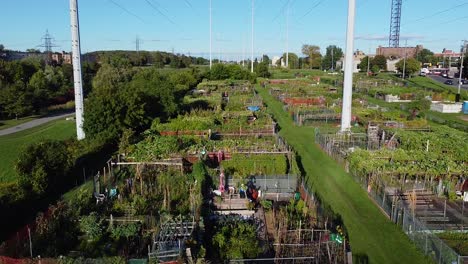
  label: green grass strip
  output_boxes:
[0,119,76,183]
[257,86,430,264]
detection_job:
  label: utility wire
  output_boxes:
[108,0,147,24]
[144,0,178,25]
[271,0,291,23]
[403,2,468,26]
[298,0,326,21]
[183,0,193,8]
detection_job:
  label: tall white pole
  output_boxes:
[286,0,289,68]
[402,39,407,80]
[340,0,356,133]
[209,0,212,69]
[251,0,254,73]
[457,41,467,102]
[70,0,85,140]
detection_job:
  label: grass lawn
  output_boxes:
[257,87,430,264]
[0,115,41,131]
[0,119,76,183]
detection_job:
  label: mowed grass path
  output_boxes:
[258,87,429,264]
[0,119,76,183]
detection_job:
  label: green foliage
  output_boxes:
[281,52,300,69]
[358,55,387,72]
[301,45,322,69]
[322,45,343,70]
[151,114,217,132]
[79,212,105,242]
[372,55,387,71]
[396,58,421,77]
[84,64,197,140]
[131,134,197,160]
[58,257,126,264]
[222,154,288,177]
[16,140,72,196]
[208,64,255,81]
[0,60,74,118]
[33,202,79,256]
[348,126,468,178]
[254,61,271,78]
[109,222,140,241]
[438,232,468,255]
[212,220,262,260]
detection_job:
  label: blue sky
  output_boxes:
[1,0,467,58]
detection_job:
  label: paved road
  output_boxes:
[428,75,468,90]
[0,112,74,136]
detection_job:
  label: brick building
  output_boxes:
[376,45,423,59]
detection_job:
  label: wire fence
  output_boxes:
[315,130,467,264]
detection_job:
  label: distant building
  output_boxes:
[336,50,370,73]
[386,59,400,72]
[376,45,423,59]
[434,49,462,59]
[271,56,281,67]
[51,51,72,64]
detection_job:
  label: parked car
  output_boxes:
[460,79,468,85]
[444,80,454,85]
[441,73,448,78]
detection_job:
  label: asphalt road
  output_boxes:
[428,75,468,90]
[0,112,74,136]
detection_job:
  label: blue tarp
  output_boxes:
[247,106,260,112]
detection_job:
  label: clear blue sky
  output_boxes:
[1,0,467,58]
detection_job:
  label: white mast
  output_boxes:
[340,0,356,132]
[209,0,213,69]
[70,0,85,140]
[251,0,254,73]
[286,0,289,68]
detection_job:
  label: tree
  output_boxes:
[372,55,387,71]
[416,48,435,64]
[262,54,271,65]
[0,44,4,52]
[212,221,262,260]
[255,61,271,78]
[0,82,33,118]
[321,45,343,70]
[281,52,299,69]
[79,212,105,242]
[301,45,322,69]
[16,140,72,196]
[33,202,78,256]
[396,58,421,77]
[358,56,371,72]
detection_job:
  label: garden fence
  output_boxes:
[315,130,464,264]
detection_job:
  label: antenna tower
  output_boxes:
[389,0,402,48]
[39,30,59,64]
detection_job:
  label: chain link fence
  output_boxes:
[315,129,466,264]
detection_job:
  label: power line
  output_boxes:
[403,2,468,27]
[183,0,193,8]
[108,0,147,24]
[271,0,290,23]
[299,0,326,21]
[144,0,178,25]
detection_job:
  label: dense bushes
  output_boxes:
[84,64,201,142]
[0,58,99,119]
[0,136,114,242]
[208,64,256,82]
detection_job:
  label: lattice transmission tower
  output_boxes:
[38,30,59,64]
[389,0,402,48]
